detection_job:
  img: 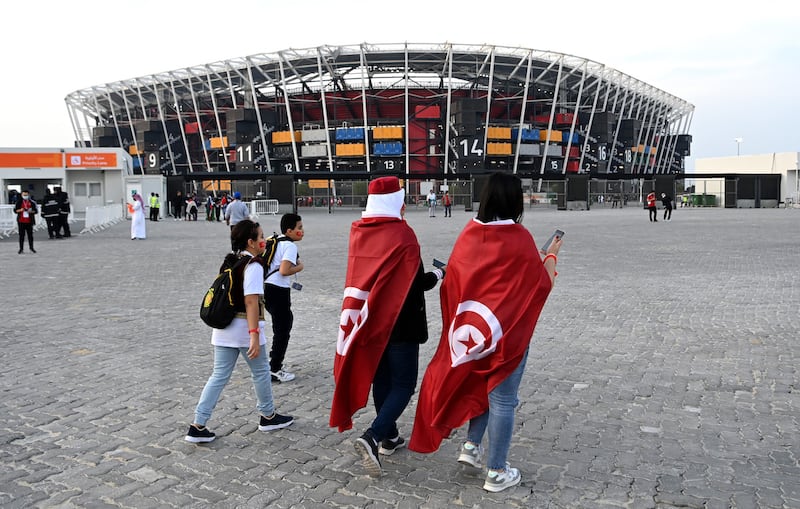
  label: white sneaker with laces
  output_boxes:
[457,441,483,468]
[271,369,296,383]
[483,463,521,492]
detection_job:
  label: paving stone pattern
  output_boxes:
[1,206,798,508]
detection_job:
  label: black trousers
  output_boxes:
[648,206,657,221]
[664,207,672,220]
[45,217,59,238]
[265,284,293,373]
[18,223,34,250]
[58,214,71,236]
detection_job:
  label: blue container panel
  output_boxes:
[511,128,540,142]
[373,142,403,156]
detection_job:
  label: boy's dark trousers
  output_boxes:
[265,283,293,373]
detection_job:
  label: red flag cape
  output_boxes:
[409,219,552,453]
[329,217,420,432]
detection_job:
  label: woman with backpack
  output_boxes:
[185,219,294,443]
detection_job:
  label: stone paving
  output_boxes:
[1,205,798,508]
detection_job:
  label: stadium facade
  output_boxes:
[65,43,694,178]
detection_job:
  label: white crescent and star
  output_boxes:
[337,287,369,356]
[448,300,503,367]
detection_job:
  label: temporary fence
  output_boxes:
[81,204,124,234]
[249,199,279,220]
[0,205,14,238]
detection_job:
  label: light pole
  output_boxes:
[734,137,743,156]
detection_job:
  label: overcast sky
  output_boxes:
[1,0,797,170]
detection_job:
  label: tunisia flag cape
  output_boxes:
[329,216,420,432]
[409,219,552,453]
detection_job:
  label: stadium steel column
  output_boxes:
[538,56,563,178]
[145,77,179,176]
[359,44,371,175]
[168,76,195,175]
[278,53,301,175]
[316,47,335,176]
[118,88,143,174]
[512,50,534,174]
[577,65,605,174]
[246,58,273,174]
[560,61,587,175]
[404,43,410,179]
[443,43,454,177]
[185,71,213,174]
[205,67,231,174]
[481,47,496,175]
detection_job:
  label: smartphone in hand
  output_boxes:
[541,229,565,252]
[432,258,446,269]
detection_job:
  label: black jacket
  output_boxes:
[42,194,60,218]
[57,192,71,214]
[389,262,440,344]
[15,197,38,224]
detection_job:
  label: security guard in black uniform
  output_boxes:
[42,190,62,239]
[55,186,72,238]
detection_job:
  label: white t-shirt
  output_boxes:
[211,255,266,348]
[265,240,298,288]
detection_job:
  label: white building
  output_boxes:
[693,152,799,207]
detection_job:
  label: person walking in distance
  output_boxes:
[646,191,658,222]
[185,219,293,443]
[172,190,184,220]
[443,191,452,217]
[264,213,305,383]
[427,189,437,217]
[129,190,146,240]
[225,192,250,229]
[661,192,673,221]
[329,176,445,477]
[55,186,71,237]
[14,190,38,254]
[409,172,562,493]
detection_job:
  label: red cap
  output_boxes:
[368,176,401,195]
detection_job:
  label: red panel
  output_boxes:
[185,122,199,134]
[555,113,574,126]
[415,105,440,119]
[566,160,580,172]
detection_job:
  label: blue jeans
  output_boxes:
[466,347,530,470]
[194,345,275,426]
[370,342,419,442]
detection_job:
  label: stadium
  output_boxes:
[63,42,695,210]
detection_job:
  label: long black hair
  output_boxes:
[476,172,524,223]
[230,219,261,252]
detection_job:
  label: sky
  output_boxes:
[1,0,797,170]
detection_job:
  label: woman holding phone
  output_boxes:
[409,172,562,493]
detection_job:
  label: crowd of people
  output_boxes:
[179,173,564,494]
[12,187,72,254]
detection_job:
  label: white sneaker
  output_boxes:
[457,441,483,468]
[271,369,295,383]
[483,463,521,492]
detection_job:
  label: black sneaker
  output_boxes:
[258,412,294,431]
[354,430,382,477]
[185,424,215,443]
[378,435,406,456]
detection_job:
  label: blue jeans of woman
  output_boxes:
[370,342,419,442]
[466,347,529,470]
[194,345,275,426]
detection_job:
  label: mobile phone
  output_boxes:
[291,282,303,291]
[432,258,446,269]
[541,229,565,252]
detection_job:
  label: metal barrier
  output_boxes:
[81,204,124,234]
[249,199,279,219]
[0,205,14,238]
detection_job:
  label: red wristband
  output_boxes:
[248,328,260,334]
[543,253,558,265]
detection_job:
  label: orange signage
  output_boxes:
[0,152,62,168]
[308,179,332,189]
[66,153,118,168]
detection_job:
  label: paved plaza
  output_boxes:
[1,205,798,508]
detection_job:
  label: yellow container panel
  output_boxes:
[209,137,228,149]
[487,143,512,156]
[539,130,563,143]
[487,127,511,140]
[129,145,140,155]
[373,126,404,139]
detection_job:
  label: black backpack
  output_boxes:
[263,234,290,279]
[200,255,252,328]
